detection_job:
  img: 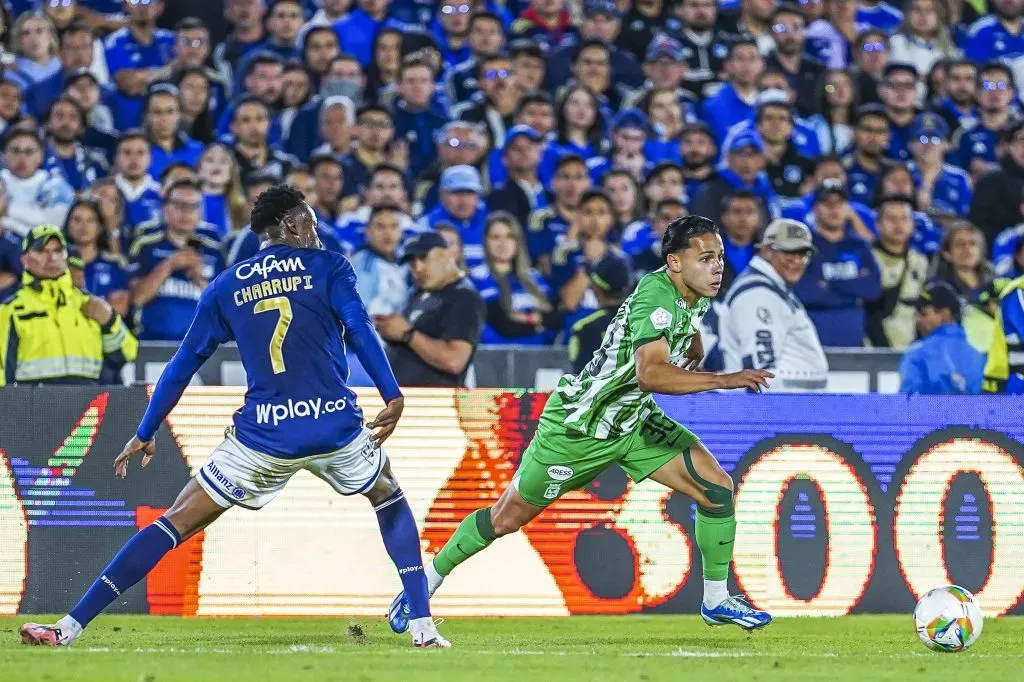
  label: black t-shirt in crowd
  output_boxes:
[387,276,486,387]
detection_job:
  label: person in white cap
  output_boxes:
[719,218,829,391]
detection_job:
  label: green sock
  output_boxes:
[432,508,498,577]
[695,509,737,581]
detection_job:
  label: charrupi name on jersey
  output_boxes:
[233,274,314,307]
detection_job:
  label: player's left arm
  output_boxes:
[327,257,405,442]
[116,281,231,477]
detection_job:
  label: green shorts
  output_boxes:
[513,394,700,507]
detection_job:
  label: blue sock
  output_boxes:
[374,489,430,619]
[69,516,181,628]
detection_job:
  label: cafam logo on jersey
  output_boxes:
[236,255,307,280]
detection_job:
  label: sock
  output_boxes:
[54,615,83,644]
[425,558,444,596]
[69,516,180,628]
[695,508,736,608]
[375,489,430,620]
[703,579,728,609]
[432,508,497,577]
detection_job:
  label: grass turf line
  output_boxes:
[2,615,1023,682]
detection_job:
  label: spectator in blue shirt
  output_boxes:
[470,210,556,345]
[391,58,451,180]
[950,61,1016,179]
[931,59,978,134]
[104,0,175,130]
[263,0,304,62]
[701,37,763,144]
[62,68,117,157]
[334,0,404,68]
[300,25,342,90]
[692,129,777,226]
[148,19,228,134]
[26,21,96,120]
[43,95,109,191]
[417,164,488,268]
[308,152,348,228]
[445,12,506,104]
[900,280,985,393]
[62,197,130,317]
[856,0,904,33]
[11,12,62,88]
[213,0,268,91]
[431,0,473,70]
[875,163,943,256]
[112,130,162,239]
[844,103,891,206]
[678,121,718,200]
[538,83,606,185]
[487,124,546,233]
[963,0,1024,66]
[142,84,204,179]
[907,112,972,218]
[230,96,297,183]
[197,142,248,237]
[128,178,224,340]
[527,154,591,272]
[879,62,919,161]
[215,52,286,142]
[719,188,764,291]
[795,180,883,346]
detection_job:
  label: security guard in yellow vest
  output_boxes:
[0,224,138,385]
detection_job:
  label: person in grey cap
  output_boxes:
[719,218,829,391]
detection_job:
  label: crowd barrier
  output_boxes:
[1,387,1022,618]
[128,342,905,392]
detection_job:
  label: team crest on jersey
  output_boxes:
[543,484,561,500]
[650,307,672,330]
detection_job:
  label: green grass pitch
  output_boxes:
[3,615,1024,682]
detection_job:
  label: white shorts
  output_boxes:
[196,428,386,510]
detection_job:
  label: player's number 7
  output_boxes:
[254,296,293,374]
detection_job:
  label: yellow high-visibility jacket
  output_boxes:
[0,270,138,385]
[983,276,1024,394]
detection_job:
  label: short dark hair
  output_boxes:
[979,60,1015,86]
[771,3,802,22]
[728,37,758,59]
[722,189,758,210]
[578,188,613,209]
[370,162,405,182]
[115,128,148,149]
[875,193,916,213]
[160,161,197,183]
[61,21,92,41]
[647,161,684,183]
[46,95,87,129]
[516,90,553,115]
[369,203,404,223]
[164,178,202,201]
[554,153,587,174]
[308,152,342,173]
[655,198,685,213]
[470,11,502,28]
[661,215,719,260]
[233,94,270,119]
[576,39,610,61]
[251,184,307,235]
[175,16,207,32]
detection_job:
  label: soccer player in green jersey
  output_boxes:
[389,216,775,634]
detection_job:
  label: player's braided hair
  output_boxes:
[661,215,719,260]
[250,184,306,235]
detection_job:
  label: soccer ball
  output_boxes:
[913,585,984,652]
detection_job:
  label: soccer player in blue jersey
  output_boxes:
[20,185,449,649]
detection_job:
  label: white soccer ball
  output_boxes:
[913,585,984,652]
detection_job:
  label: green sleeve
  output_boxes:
[628,277,676,354]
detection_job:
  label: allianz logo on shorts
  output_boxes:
[255,397,348,426]
[206,462,246,499]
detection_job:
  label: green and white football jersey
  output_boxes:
[555,267,710,439]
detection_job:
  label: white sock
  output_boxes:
[703,579,728,609]
[55,615,83,644]
[425,559,444,597]
[409,616,436,642]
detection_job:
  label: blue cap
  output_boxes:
[584,0,619,18]
[645,35,685,62]
[400,231,449,263]
[612,108,649,132]
[910,112,949,140]
[440,164,483,193]
[727,128,765,154]
[505,124,541,144]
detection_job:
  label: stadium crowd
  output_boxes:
[0,0,1023,392]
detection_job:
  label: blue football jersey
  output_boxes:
[181,244,392,458]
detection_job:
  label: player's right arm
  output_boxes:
[635,338,773,394]
[116,281,231,477]
[629,277,772,394]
